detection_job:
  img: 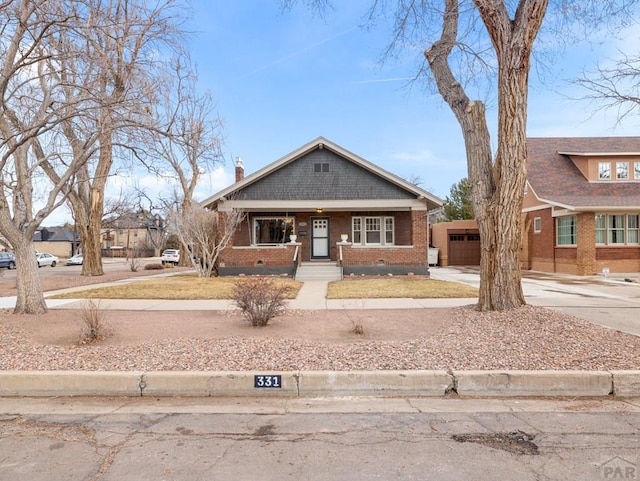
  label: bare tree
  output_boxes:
[48,0,183,277]
[168,203,245,277]
[0,0,97,313]
[137,56,225,264]
[290,0,639,311]
[575,52,640,123]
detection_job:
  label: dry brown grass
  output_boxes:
[49,274,477,300]
[327,277,478,299]
[51,275,303,300]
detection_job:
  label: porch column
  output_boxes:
[576,212,596,276]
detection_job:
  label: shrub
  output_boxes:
[144,263,165,270]
[232,277,290,326]
[78,299,110,344]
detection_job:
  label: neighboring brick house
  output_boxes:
[200,137,444,276]
[523,137,640,275]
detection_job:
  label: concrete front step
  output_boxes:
[295,263,342,281]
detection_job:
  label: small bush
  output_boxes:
[78,299,110,344]
[232,277,290,326]
[144,263,165,270]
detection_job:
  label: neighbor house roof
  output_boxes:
[527,137,640,210]
[201,137,444,211]
[33,227,78,242]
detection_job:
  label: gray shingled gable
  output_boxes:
[235,147,415,201]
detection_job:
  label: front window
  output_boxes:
[352,217,362,244]
[598,162,611,180]
[556,215,577,245]
[365,218,381,244]
[534,217,541,233]
[352,216,395,246]
[635,162,640,179]
[253,217,295,244]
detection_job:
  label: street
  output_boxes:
[1,396,640,481]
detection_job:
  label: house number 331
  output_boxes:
[254,375,282,388]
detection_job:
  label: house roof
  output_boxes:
[33,227,78,242]
[201,137,444,211]
[527,137,640,210]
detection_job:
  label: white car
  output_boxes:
[36,252,59,267]
[161,249,180,265]
[66,253,83,266]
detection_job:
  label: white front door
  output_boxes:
[312,217,330,259]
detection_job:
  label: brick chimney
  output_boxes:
[235,157,244,183]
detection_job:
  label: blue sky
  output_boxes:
[47,1,640,224]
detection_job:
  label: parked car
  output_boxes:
[0,252,16,269]
[161,249,180,265]
[36,252,59,267]
[66,254,83,266]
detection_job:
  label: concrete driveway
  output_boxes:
[430,267,640,336]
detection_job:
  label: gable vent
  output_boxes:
[313,162,330,173]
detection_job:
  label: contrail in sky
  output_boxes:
[242,26,359,78]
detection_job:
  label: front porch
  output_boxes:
[218,210,430,277]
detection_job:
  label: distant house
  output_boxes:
[523,137,640,275]
[101,212,166,257]
[33,227,80,258]
[200,137,444,277]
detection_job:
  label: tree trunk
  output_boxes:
[426,0,547,310]
[13,239,47,314]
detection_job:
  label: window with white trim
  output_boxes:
[352,216,395,246]
[352,217,362,244]
[617,162,629,179]
[533,217,541,233]
[556,215,577,245]
[253,217,295,244]
[635,162,640,179]
[598,162,611,180]
[595,214,640,245]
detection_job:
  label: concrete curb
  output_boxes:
[1,370,639,398]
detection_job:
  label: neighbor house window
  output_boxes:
[253,217,295,244]
[635,162,640,179]
[595,214,640,245]
[595,214,606,244]
[598,162,611,179]
[617,162,629,179]
[609,214,625,244]
[556,215,577,245]
[629,215,639,244]
[313,162,329,173]
[533,217,541,233]
[352,216,395,246]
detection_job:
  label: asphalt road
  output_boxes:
[1,396,639,481]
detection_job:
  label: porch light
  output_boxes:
[316,208,323,214]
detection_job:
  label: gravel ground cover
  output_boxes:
[1,303,639,371]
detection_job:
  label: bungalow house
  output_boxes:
[200,137,444,277]
[522,137,640,275]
